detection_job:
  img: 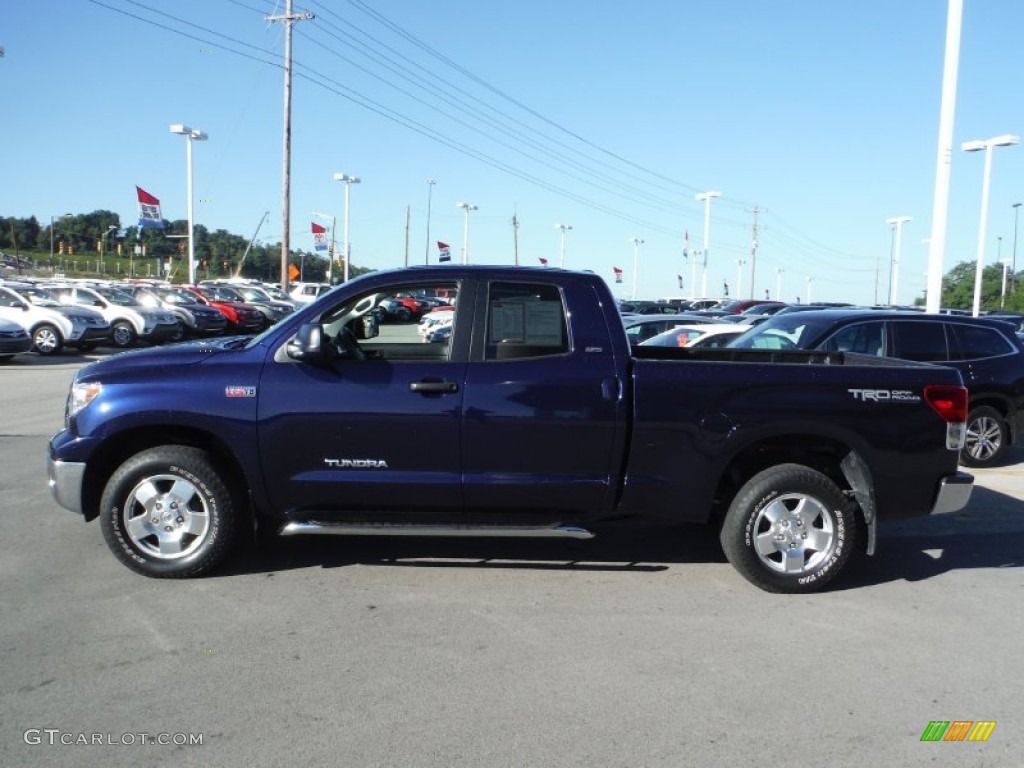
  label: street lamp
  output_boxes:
[424,179,436,265]
[806,276,814,303]
[695,191,721,298]
[555,223,572,268]
[1000,259,1012,308]
[962,134,1019,316]
[736,258,746,299]
[629,237,644,300]
[885,216,911,305]
[775,267,785,301]
[169,124,208,285]
[333,173,360,282]
[456,201,477,264]
[312,210,336,282]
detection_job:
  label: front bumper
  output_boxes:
[930,471,974,515]
[47,456,86,515]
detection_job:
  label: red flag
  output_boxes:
[613,266,623,284]
[539,257,549,266]
[311,222,327,251]
[437,241,451,263]
[136,186,164,229]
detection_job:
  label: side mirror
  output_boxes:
[356,313,379,340]
[286,323,326,362]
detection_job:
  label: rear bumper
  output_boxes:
[930,471,974,515]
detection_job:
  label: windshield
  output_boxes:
[157,288,200,306]
[94,287,141,307]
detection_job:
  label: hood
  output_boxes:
[76,336,251,379]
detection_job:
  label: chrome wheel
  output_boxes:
[32,324,62,355]
[121,474,211,560]
[112,322,135,347]
[961,406,1007,468]
[751,493,834,574]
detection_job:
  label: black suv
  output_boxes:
[730,309,1024,468]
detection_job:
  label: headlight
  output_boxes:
[68,381,103,418]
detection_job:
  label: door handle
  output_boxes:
[410,380,459,394]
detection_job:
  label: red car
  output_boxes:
[181,286,265,334]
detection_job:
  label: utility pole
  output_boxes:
[403,205,411,266]
[267,0,314,290]
[748,206,760,299]
[512,211,520,265]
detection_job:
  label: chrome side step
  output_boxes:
[279,521,594,539]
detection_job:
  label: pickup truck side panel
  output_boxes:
[622,356,960,522]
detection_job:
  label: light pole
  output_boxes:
[736,258,746,299]
[806,276,814,303]
[456,202,477,264]
[962,134,1019,316]
[555,223,572,268]
[1012,202,1021,294]
[885,216,911,305]
[99,225,117,275]
[312,210,336,282]
[424,179,435,265]
[775,267,785,301]
[695,191,721,298]
[629,237,644,300]
[169,124,207,285]
[333,173,360,282]
[1000,259,1012,308]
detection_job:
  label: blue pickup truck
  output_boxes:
[47,266,974,592]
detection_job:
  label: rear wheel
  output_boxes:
[32,324,63,355]
[720,464,855,593]
[961,405,1008,468]
[100,446,236,578]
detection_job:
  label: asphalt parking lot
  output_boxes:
[2,352,1023,767]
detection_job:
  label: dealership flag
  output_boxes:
[311,222,328,251]
[136,186,165,229]
[437,241,451,263]
[539,257,549,266]
[613,266,623,284]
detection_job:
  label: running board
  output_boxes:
[279,521,594,539]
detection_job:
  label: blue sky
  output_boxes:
[4,0,1024,304]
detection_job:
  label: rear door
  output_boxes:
[460,278,627,519]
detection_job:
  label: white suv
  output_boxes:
[46,284,181,348]
[0,284,111,355]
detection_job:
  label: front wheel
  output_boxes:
[111,321,136,348]
[961,405,1008,468]
[100,446,236,577]
[32,323,64,355]
[720,464,855,593]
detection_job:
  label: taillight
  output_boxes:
[924,384,968,450]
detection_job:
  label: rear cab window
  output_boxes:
[484,282,569,361]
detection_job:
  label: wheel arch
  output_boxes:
[81,426,252,528]
[710,432,873,549]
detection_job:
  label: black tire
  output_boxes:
[169,321,186,342]
[111,321,136,348]
[720,463,855,593]
[961,405,1008,468]
[32,323,64,355]
[100,446,236,578]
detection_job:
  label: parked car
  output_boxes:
[729,309,1024,467]
[623,313,721,346]
[0,317,32,361]
[44,284,180,348]
[0,284,111,355]
[289,282,332,304]
[181,286,265,335]
[640,323,752,349]
[124,285,229,340]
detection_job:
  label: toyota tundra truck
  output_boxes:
[47,266,974,592]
